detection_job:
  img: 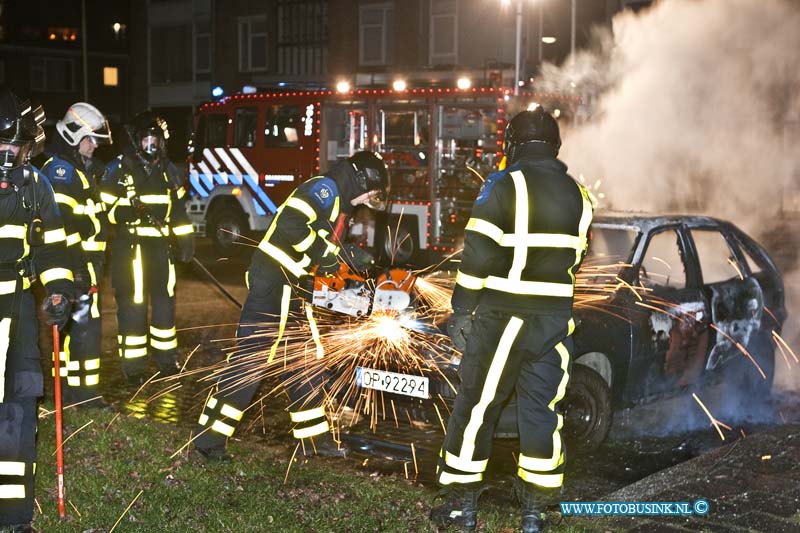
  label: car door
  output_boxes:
[685,225,765,375]
[627,225,711,401]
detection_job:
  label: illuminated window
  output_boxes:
[47,27,79,42]
[103,66,118,86]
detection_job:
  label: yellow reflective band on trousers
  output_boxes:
[518,339,571,473]
[220,403,244,421]
[0,461,25,476]
[172,224,194,236]
[167,260,176,297]
[88,262,100,318]
[439,471,483,486]
[444,450,488,474]
[290,406,326,423]
[40,268,74,285]
[457,316,523,463]
[518,469,563,488]
[0,485,25,499]
[0,318,11,403]
[150,325,177,350]
[286,197,317,222]
[120,335,148,359]
[292,420,329,439]
[267,284,292,363]
[211,420,235,437]
[133,244,144,304]
[43,228,67,244]
[305,304,324,359]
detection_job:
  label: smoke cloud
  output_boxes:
[538,0,800,393]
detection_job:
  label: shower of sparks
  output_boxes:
[109,489,144,533]
[692,393,726,441]
[708,324,766,379]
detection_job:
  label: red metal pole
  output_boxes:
[52,324,66,518]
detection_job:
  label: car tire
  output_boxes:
[563,365,612,451]
[208,207,248,257]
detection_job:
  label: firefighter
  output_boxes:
[430,108,593,532]
[100,112,194,383]
[40,102,111,408]
[193,151,388,462]
[0,87,75,532]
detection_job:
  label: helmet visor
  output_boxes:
[141,133,162,156]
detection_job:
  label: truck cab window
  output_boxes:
[234,107,258,148]
[264,105,301,147]
[206,113,228,147]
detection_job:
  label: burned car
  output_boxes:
[336,214,787,450]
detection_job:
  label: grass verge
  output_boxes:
[34,403,600,532]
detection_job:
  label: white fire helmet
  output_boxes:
[55,102,112,147]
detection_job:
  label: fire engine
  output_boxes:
[185,85,579,263]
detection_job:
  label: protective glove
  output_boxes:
[176,236,195,264]
[447,311,473,352]
[297,275,315,302]
[341,242,375,273]
[316,258,341,275]
[42,293,72,331]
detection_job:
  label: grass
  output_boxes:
[32,403,602,532]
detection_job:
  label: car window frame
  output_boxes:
[684,224,748,287]
[634,224,701,291]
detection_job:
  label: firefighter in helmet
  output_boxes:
[40,102,111,408]
[0,87,75,532]
[194,151,389,462]
[100,111,195,383]
[430,107,593,532]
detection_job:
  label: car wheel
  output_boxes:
[562,365,612,451]
[209,207,248,257]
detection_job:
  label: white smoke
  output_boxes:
[538,0,800,392]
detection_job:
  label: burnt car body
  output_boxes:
[344,214,787,449]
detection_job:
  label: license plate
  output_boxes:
[355,367,429,399]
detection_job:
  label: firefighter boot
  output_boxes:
[195,444,233,463]
[515,479,558,533]
[429,484,486,531]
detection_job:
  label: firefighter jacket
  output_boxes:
[100,151,193,243]
[0,165,75,299]
[40,138,107,288]
[452,145,593,314]
[254,176,342,280]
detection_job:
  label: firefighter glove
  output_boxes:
[341,242,375,273]
[42,293,72,331]
[298,275,315,302]
[316,258,341,275]
[176,236,195,264]
[447,311,473,352]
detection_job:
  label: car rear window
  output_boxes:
[690,228,743,284]
[587,226,639,263]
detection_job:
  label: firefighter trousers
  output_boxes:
[111,237,178,379]
[57,256,104,404]
[436,307,574,490]
[194,271,329,451]
[0,291,42,526]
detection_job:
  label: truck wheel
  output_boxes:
[208,207,248,257]
[562,365,612,451]
[384,223,416,266]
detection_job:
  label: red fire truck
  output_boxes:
[186,86,579,263]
